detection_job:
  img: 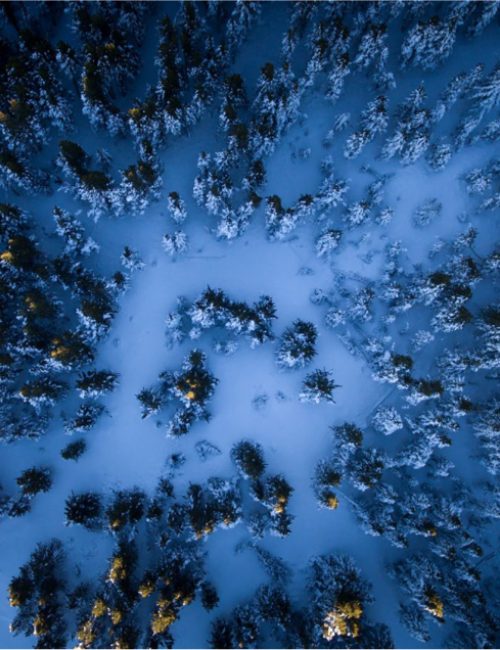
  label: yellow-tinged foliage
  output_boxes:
[196,519,215,538]
[322,599,363,640]
[151,605,176,635]
[108,556,126,584]
[327,495,340,510]
[337,600,363,620]
[51,345,70,360]
[422,521,438,537]
[139,578,156,598]
[51,337,72,361]
[177,378,199,401]
[424,589,444,620]
[128,107,141,120]
[77,619,97,645]
[110,608,123,625]
[92,598,107,618]
[33,614,49,637]
[8,585,22,608]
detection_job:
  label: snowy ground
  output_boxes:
[2,2,500,649]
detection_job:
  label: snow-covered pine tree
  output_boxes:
[231,439,267,480]
[299,369,339,404]
[53,207,98,257]
[16,466,52,498]
[65,492,103,530]
[275,319,317,371]
[166,191,187,224]
[400,15,458,71]
[163,230,189,257]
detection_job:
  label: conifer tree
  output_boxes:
[231,440,267,480]
[65,492,103,530]
[16,466,53,498]
[275,320,317,371]
[299,369,339,404]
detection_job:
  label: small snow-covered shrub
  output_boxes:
[121,246,145,271]
[413,199,442,228]
[167,191,187,224]
[371,406,403,435]
[344,201,371,228]
[163,230,189,256]
[316,228,342,258]
[195,440,222,462]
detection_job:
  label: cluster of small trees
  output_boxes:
[21,490,476,647]
[0,466,52,520]
[210,552,393,649]
[72,537,215,648]
[0,202,121,448]
[9,539,67,648]
[390,550,500,648]
[10,448,292,648]
[275,319,317,371]
[165,286,277,349]
[264,168,348,241]
[306,401,500,647]
[137,349,218,437]
[3,3,500,648]
[57,139,163,221]
[231,439,294,538]
[3,1,499,261]
[307,226,500,647]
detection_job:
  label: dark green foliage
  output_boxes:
[60,438,87,461]
[76,369,119,398]
[209,617,236,649]
[275,319,317,371]
[18,377,68,407]
[201,581,219,612]
[332,422,364,448]
[300,368,340,404]
[16,466,52,498]
[136,387,163,419]
[7,497,31,518]
[106,488,146,533]
[65,492,103,529]
[231,440,266,480]
[64,401,105,433]
[9,540,67,647]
